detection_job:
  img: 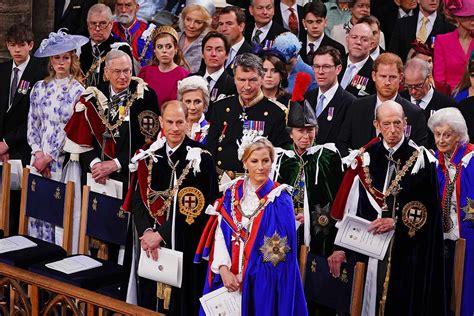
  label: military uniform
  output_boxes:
[131,136,218,314]
[206,92,291,174]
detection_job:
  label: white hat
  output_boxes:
[214,0,231,8]
[186,0,216,16]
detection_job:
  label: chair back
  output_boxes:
[0,163,11,236]
[453,238,466,316]
[78,186,129,255]
[18,168,74,254]
[300,249,365,316]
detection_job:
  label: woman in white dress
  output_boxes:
[27,29,88,243]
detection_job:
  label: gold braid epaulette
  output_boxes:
[361,149,419,201]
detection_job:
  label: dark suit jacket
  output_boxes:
[305,85,356,144]
[371,1,401,45]
[336,94,428,157]
[400,88,457,149]
[225,39,253,75]
[273,2,304,38]
[338,55,376,98]
[194,68,237,116]
[54,0,96,36]
[80,36,134,85]
[299,33,346,66]
[388,13,456,62]
[0,58,46,166]
[244,21,287,44]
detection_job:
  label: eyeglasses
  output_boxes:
[312,64,335,72]
[404,77,428,90]
[109,68,132,76]
[87,21,110,30]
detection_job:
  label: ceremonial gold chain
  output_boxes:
[84,56,106,83]
[363,150,419,201]
[92,89,139,132]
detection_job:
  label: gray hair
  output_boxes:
[427,107,469,144]
[375,100,405,121]
[87,3,113,22]
[104,50,132,67]
[233,53,265,77]
[404,58,430,80]
[177,75,210,110]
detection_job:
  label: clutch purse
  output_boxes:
[138,247,183,288]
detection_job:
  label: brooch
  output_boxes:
[259,231,291,267]
[402,201,428,237]
[178,187,205,225]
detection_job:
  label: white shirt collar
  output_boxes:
[166,142,182,156]
[253,20,273,39]
[12,55,30,73]
[370,46,381,60]
[307,33,324,53]
[231,37,245,54]
[281,2,298,11]
[376,93,398,108]
[418,10,437,25]
[347,55,370,73]
[398,8,413,18]
[411,86,434,110]
[383,135,405,153]
[318,82,339,106]
[205,66,225,82]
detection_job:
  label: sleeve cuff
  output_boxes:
[113,158,122,172]
[90,158,101,170]
[2,139,9,149]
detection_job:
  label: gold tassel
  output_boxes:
[163,285,172,310]
[378,257,392,316]
[156,282,171,310]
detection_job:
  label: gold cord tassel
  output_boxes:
[156,282,172,310]
[378,255,392,316]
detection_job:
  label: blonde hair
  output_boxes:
[44,51,83,84]
[241,138,275,163]
[179,4,212,34]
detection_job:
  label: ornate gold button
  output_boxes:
[218,147,222,151]
[264,111,268,116]
[217,161,222,166]
[226,108,230,112]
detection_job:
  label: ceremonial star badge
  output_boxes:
[311,203,333,236]
[259,231,291,267]
[239,112,248,121]
[462,197,474,224]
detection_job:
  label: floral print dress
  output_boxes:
[27,76,84,243]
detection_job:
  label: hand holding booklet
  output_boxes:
[138,247,183,288]
[334,214,394,260]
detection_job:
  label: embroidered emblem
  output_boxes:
[54,187,62,200]
[117,209,126,219]
[138,110,160,138]
[462,197,474,224]
[311,259,317,273]
[402,201,428,237]
[259,231,291,267]
[178,187,205,225]
[31,179,36,192]
[311,203,333,236]
[339,268,349,283]
[92,198,98,211]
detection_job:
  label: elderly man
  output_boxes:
[329,100,446,316]
[206,53,291,178]
[81,4,133,87]
[338,22,376,98]
[64,50,160,191]
[217,5,253,73]
[337,52,428,157]
[131,100,217,314]
[400,58,457,149]
[111,0,155,72]
[244,0,287,44]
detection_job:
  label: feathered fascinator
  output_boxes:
[446,0,474,16]
[272,32,302,63]
[237,130,268,161]
[252,42,287,63]
[34,29,88,58]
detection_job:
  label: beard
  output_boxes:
[116,13,133,25]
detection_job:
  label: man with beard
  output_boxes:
[112,0,155,73]
[81,4,133,87]
[130,100,217,314]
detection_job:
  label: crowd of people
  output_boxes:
[1,0,474,315]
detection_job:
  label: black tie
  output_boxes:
[253,29,263,44]
[308,43,315,66]
[9,67,19,107]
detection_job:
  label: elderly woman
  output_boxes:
[197,137,308,316]
[177,75,210,144]
[428,107,474,316]
[272,91,343,315]
[178,1,214,73]
[28,29,87,243]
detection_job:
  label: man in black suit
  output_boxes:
[300,1,346,66]
[217,6,253,74]
[273,0,304,38]
[305,46,355,144]
[338,23,376,98]
[195,32,237,111]
[55,0,97,36]
[400,58,457,149]
[244,0,287,45]
[388,0,455,62]
[371,0,417,45]
[80,3,133,87]
[0,24,46,235]
[337,52,428,157]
